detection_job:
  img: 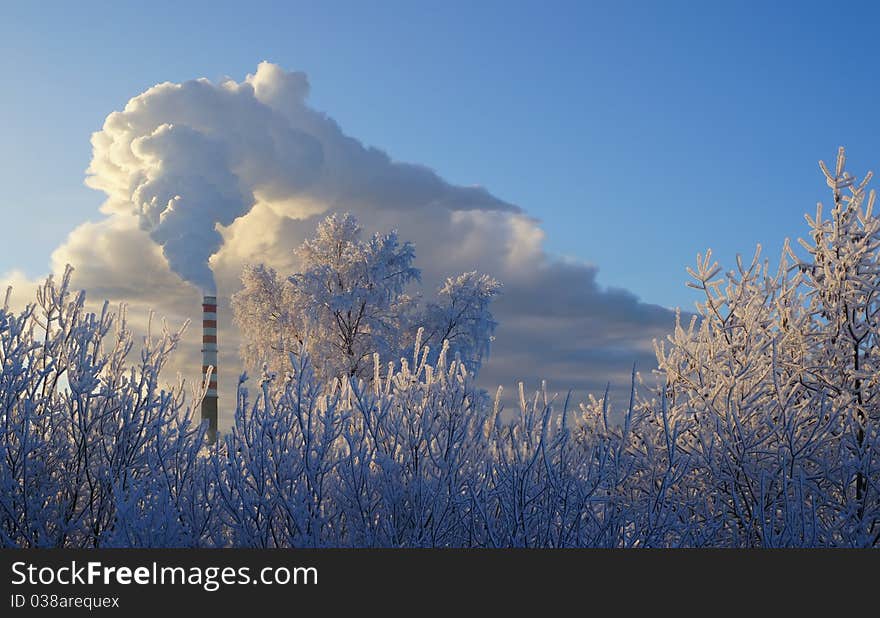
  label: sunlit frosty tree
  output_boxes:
[231,213,501,383]
[654,147,880,546]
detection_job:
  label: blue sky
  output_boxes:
[1,0,879,309]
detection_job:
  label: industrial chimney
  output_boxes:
[201,295,218,444]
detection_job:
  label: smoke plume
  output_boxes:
[85,71,324,291]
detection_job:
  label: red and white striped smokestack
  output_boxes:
[201,294,218,443]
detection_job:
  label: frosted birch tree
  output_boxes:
[232,213,500,383]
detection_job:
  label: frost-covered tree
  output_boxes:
[416,271,501,374]
[653,147,880,546]
[232,213,500,383]
[291,213,419,380]
[228,263,301,380]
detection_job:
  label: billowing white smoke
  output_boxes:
[85,71,324,291]
[5,62,676,425]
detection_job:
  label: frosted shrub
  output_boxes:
[0,268,213,547]
[215,345,682,547]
